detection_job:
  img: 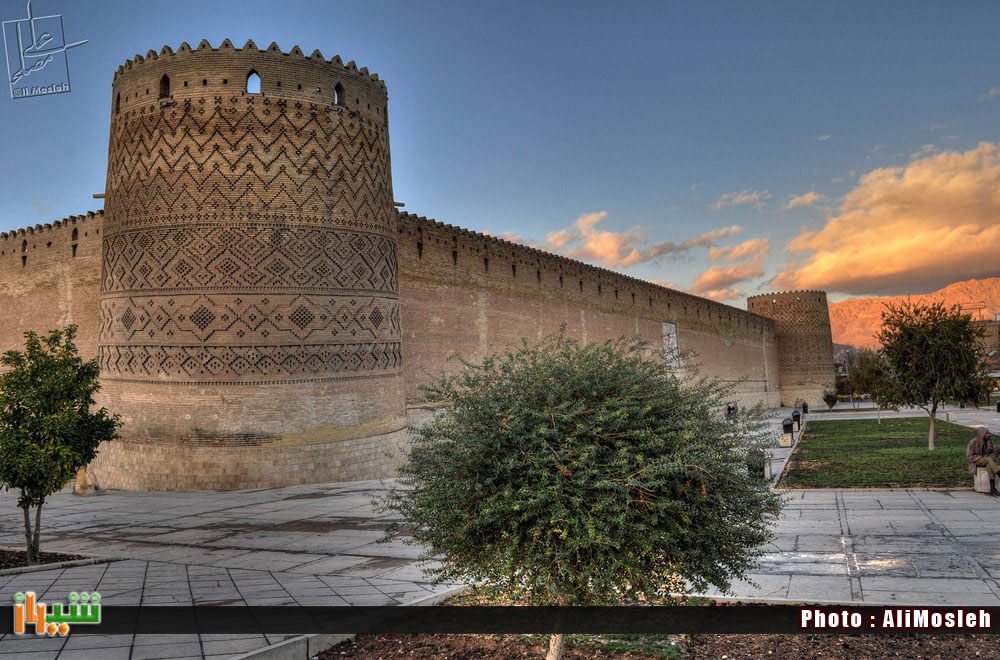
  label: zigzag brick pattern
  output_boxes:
[100,92,398,384]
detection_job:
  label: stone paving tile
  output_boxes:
[6,473,999,657]
[861,590,1000,606]
[130,642,204,659]
[60,634,135,650]
[59,648,132,660]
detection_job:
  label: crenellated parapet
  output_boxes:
[111,39,387,125]
[397,211,778,333]
[0,210,103,241]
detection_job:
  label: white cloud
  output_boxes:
[817,135,832,141]
[711,189,771,211]
[980,87,1000,101]
[909,144,936,160]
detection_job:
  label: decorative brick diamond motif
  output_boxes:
[189,306,216,331]
[290,305,315,330]
[99,96,401,383]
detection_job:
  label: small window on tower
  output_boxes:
[334,83,344,106]
[159,74,170,98]
[246,71,261,94]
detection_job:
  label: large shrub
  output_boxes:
[380,334,782,634]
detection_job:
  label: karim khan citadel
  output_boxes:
[0,40,836,490]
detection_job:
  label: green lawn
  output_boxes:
[779,417,977,488]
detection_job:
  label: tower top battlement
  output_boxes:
[111,39,387,121]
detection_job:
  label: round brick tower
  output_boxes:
[92,39,405,490]
[746,291,836,408]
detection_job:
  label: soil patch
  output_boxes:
[324,632,997,659]
[0,549,87,570]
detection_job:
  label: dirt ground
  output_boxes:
[323,632,998,659]
[0,549,86,570]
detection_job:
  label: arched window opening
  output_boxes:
[71,228,78,241]
[334,83,345,106]
[246,71,261,94]
[115,92,120,114]
[21,240,27,253]
[159,74,170,98]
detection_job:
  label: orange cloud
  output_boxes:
[708,237,770,263]
[697,288,744,301]
[496,231,539,248]
[691,238,771,300]
[548,212,742,268]
[771,142,1000,295]
[785,192,824,209]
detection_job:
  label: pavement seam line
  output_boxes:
[904,489,1000,603]
[835,490,864,601]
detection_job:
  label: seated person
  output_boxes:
[967,426,1000,496]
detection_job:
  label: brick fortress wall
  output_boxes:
[0,39,836,490]
[747,291,836,407]
[91,40,405,490]
[396,213,783,410]
[0,212,103,360]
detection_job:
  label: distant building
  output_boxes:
[974,319,1000,375]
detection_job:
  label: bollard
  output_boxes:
[802,402,809,415]
[780,418,794,447]
[792,409,801,431]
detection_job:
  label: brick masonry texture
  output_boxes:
[0,40,835,490]
[748,291,837,406]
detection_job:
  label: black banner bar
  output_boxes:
[2,606,998,635]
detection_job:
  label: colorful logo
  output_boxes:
[13,591,102,636]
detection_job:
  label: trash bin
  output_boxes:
[792,409,801,430]
[801,402,809,415]
[782,418,794,435]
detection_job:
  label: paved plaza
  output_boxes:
[0,406,996,657]
[705,489,1000,605]
[0,481,458,659]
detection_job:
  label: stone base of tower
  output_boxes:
[779,385,831,410]
[89,376,407,490]
[88,427,410,491]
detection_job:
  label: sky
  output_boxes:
[1,0,998,303]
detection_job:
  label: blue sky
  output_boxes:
[2,0,999,302]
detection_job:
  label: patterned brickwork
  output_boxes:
[101,59,398,386]
[0,41,840,489]
[748,291,836,406]
[90,43,407,487]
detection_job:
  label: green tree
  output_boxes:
[877,301,987,450]
[379,334,783,659]
[0,326,120,564]
[844,349,865,408]
[853,348,900,424]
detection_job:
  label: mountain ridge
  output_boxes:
[828,278,1000,348]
